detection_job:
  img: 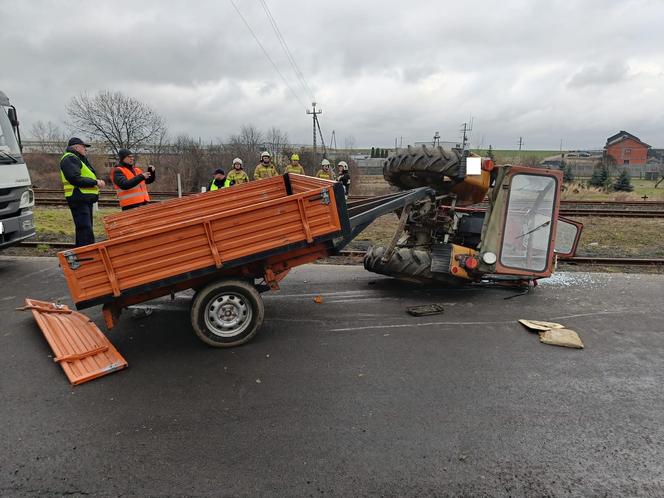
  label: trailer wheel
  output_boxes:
[191,279,265,348]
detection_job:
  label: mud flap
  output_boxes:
[21,298,128,385]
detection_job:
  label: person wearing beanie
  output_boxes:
[208,168,231,190]
[110,148,156,210]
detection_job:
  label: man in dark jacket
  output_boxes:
[59,137,105,247]
[110,148,156,210]
[208,168,230,191]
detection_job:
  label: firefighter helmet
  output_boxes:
[321,159,330,166]
[291,153,300,161]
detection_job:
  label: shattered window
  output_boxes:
[500,174,556,272]
[555,220,579,256]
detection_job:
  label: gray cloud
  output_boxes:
[568,61,630,88]
[1,0,663,149]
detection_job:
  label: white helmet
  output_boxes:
[260,151,271,158]
[321,159,330,166]
[338,161,349,171]
[233,157,243,165]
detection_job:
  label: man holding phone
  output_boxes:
[110,148,156,210]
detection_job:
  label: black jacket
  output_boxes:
[113,163,156,190]
[60,147,99,204]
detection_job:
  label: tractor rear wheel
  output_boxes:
[383,145,463,192]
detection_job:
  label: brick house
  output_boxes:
[604,131,650,166]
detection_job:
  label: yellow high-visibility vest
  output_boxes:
[59,152,99,197]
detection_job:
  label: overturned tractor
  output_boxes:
[362,146,582,286]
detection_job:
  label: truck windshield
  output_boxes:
[0,106,22,160]
[500,174,557,272]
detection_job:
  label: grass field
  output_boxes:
[561,179,664,201]
[8,204,663,261]
[34,207,119,240]
[351,213,664,258]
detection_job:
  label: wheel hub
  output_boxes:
[205,293,252,338]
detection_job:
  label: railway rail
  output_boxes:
[32,190,664,217]
[15,241,664,267]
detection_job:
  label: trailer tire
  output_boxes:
[191,279,265,348]
[383,145,463,192]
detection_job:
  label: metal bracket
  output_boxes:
[63,251,80,270]
[319,189,330,205]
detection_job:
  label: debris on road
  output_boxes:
[406,303,445,316]
[519,319,584,349]
[518,319,566,331]
[313,295,323,304]
[19,298,127,385]
[539,328,584,349]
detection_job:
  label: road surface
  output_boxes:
[1,256,663,496]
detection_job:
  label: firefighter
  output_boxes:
[110,149,155,210]
[227,158,250,184]
[337,161,351,196]
[315,159,334,180]
[253,151,278,180]
[59,137,105,247]
[284,153,305,175]
[208,168,230,191]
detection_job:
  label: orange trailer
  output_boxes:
[58,174,432,347]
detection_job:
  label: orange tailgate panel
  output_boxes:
[23,299,127,385]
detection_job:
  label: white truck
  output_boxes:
[0,90,35,248]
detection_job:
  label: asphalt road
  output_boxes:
[2,256,664,497]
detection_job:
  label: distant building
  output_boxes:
[604,131,650,166]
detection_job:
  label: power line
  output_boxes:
[229,0,306,109]
[258,0,316,102]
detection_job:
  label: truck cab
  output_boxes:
[0,90,35,248]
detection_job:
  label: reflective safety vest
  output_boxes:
[316,170,332,180]
[227,169,250,184]
[110,165,150,208]
[253,163,278,180]
[284,164,305,175]
[59,152,99,198]
[210,178,231,190]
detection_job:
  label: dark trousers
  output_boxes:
[68,201,95,247]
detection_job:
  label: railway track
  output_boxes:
[33,190,664,217]
[15,241,664,267]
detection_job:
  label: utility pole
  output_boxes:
[518,136,524,151]
[306,102,322,166]
[330,130,337,151]
[460,122,472,150]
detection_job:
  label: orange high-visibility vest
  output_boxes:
[111,165,150,208]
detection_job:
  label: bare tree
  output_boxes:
[158,135,211,193]
[29,120,67,153]
[66,91,167,154]
[264,127,290,168]
[343,135,357,152]
[226,125,264,166]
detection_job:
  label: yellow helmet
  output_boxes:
[291,153,300,161]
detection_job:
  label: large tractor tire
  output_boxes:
[364,245,435,283]
[383,145,463,192]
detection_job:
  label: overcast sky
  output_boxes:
[1,0,663,150]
